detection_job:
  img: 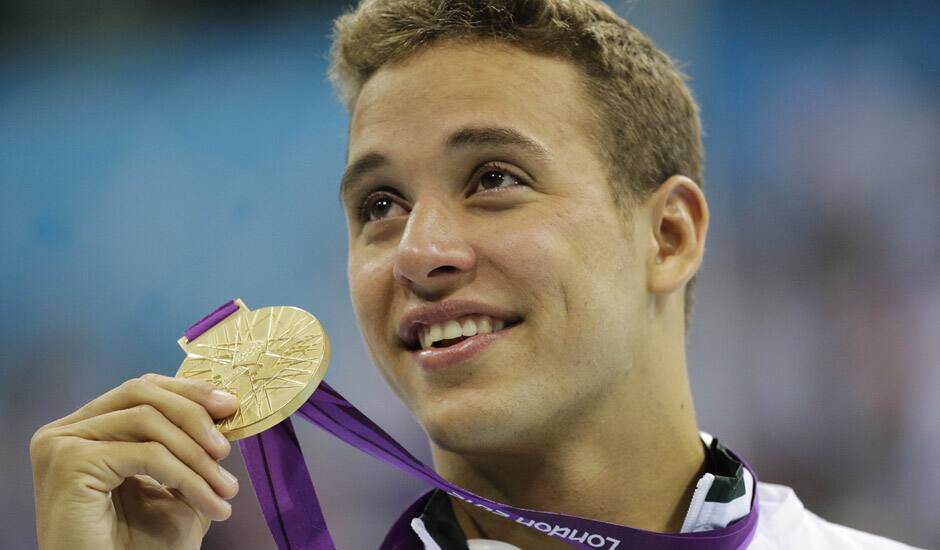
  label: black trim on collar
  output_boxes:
[418,489,470,549]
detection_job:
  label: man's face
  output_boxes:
[342,41,651,452]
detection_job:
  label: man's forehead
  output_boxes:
[347,40,593,156]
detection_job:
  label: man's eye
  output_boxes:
[361,193,407,222]
[473,164,525,193]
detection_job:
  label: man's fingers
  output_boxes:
[44,374,237,460]
[118,477,214,534]
[53,406,239,501]
[141,373,240,420]
[97,440,233,522]
[166,487,214,535]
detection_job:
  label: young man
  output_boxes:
[29,1,917,548]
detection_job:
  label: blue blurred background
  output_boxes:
[2,1,938,548]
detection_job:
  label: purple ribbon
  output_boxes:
[237,382,760,550]
[184,300,240,342]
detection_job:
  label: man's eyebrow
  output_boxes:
[445,126,550,160]
[340,126,549,201]
[340,152,389,202]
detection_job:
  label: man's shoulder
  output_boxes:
[750,481,924,549]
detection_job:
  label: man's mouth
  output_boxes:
[397,299,523,354]
[415,315,521,350]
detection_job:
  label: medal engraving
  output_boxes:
[176,299,330,440]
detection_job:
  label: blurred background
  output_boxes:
[2,0,938,548]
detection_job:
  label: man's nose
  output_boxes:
[393,201,476,297]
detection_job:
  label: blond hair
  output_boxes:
[329,0,703,331]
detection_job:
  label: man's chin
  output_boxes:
[424,422,524,456]
[416,394,535,456]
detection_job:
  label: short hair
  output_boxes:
[329,0,703,332]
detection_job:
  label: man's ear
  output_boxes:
[645,175,709,295]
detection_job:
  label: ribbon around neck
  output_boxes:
[237,382,759,550]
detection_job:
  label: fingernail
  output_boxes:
[211,389,237,405]
[218,499,232,519]
[219,465,238,487]
[210,428,229,449]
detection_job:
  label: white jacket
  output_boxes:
[746,481,921,549]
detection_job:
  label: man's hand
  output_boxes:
[30,373,241,550]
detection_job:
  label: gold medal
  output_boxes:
[176,299,330,441]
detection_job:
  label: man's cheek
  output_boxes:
[349,268,391,325]
[502,226,575,298]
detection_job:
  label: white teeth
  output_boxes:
[461,318,478,337]
[443,320,462,339]
[417,315,510,349]
[429,324,442,343]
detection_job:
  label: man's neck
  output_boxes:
[430,374,706,547]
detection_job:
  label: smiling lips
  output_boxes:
[419,315,505,349]
[397,300,522,368]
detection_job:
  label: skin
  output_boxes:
[344,40,710,547]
